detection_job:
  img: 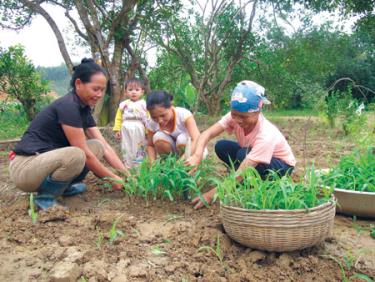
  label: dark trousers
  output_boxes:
[214,140,293,178]
[72,166,90,183]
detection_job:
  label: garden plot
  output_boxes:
[0,117,374,281]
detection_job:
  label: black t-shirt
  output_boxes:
[14,91,96,155]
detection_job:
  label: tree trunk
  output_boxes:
[109,81,122,122]
[204,93,222,116]
[20,99,36,121]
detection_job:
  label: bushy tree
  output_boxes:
[0,45,50,121]
[0,0,181,123]
[146,1,257,115]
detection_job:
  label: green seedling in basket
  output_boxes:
[217,166,333,210]
[321,148,374,192]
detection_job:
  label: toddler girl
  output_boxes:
[113,79,148,168]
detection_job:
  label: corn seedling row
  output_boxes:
[122,155,221,202]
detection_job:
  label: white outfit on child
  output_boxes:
[117,99,148,168]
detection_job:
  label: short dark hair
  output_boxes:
[124,78,145,90]
[70,58,107,90]
[146,90,173,110]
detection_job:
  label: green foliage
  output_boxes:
[237,19,375,110]
[0,45,50,121]
[122,155,220,202]
[37,64,70,96]
[244,23,349,109]
[342,100,367,136]
[371,227,375,239]
[322,91,342,128]
[149,58,198,111]
[95,217,124,248]
[352,217,375,239]
[0,101,28,139]
[217,167,333,210]
[321,148,375,192]
[147,1,256,115]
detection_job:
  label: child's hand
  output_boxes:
[114,131,121,140]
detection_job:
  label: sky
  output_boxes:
[0,4,355,68]
[0,5,90,67]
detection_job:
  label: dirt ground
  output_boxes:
[0,117,374,282]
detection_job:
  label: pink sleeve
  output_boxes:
[246,136,276,164]
[218,112,234,134]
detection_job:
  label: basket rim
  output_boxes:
[220,197,335,214]
[334,187,375,196]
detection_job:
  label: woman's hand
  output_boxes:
[185,154,202,167]
[110,175,124,191]
[191,188,216,209]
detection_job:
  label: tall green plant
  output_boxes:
[122,155,220,202]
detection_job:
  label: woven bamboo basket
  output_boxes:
[220,199,336,252]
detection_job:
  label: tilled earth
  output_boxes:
[0,117,374,281]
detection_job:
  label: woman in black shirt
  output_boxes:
[9,58,127,209]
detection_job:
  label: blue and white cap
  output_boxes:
[231,80,271,112]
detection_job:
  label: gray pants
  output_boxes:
[9,139,104,192]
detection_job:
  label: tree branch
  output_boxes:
[23,0,73,73]
[65,10,88,41]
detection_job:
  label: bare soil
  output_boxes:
[0,117,374,282]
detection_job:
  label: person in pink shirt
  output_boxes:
[186,80,296,209]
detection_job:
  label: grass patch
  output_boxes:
[263,108,319,118]
[0,104,28,140]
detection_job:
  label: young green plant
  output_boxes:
[108,217,124,244]
[28,193,38,224]
[323,252,373,282]
[199,235,225,268]
[151,245,167,256]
